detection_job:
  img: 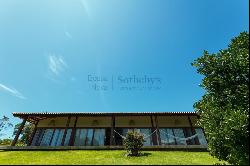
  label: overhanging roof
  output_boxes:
[13,112,198,123]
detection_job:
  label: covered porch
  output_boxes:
[9,112,207,150]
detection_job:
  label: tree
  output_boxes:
[191,32,249,165]
[123,130,145,156]
[13,122,34,145]
[0,116,13,137]
[0,138,13,146]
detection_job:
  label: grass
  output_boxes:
[0,150,225,165]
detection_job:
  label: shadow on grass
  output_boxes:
[140,152,152,157]
[124,152,152,157]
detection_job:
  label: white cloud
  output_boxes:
[0,83,26,99]
[48,54,68,76]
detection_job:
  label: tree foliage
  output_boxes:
[0,116,13,136]
[123,130,145,156]
[0,138,12,146]
[13,122,34,145]
[192,32,249,165]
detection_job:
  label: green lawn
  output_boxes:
[0,150,224,165]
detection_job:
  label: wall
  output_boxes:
[37,117,68,127]
[115,116,152,127]
[36,115,199,128]
[157,116,192,127]
[76,116,112,127]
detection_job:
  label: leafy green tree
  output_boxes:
[0,116,13,137]
[192,32,249,165]
[13,122,34,145]
[123,130,145,156]
[0,138,13,146]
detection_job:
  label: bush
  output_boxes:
[123,130,145,156]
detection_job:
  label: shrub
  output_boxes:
[123,130,145,156]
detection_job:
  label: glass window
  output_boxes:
[85,129,94,146]
[74,129,87,146]
[173,128,187,145]
[184,128,195,145]
[64,129,72,146]
[31,129,45,146]
[40,129,54,146]
[160,128,176,145]
[93,129,105,146]
[114,129,124,145]
[74,129,106,146]
[37,129,46,146]
[195,128,207,145]
[122,128,129,136]
[138,129,153,146]
[74,129,81,145]
[50,129,60,146]
[50,129,64,146]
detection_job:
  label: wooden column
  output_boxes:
[172,128,177,145]
[84,129,89,145]
[91,129,96,146]
[28,120,39,146]
[150,116,157,145]
[154,115,161,145]
[110,115,115,145]
[11,116,28,146]
[69,116,78,146]
[188,116,199,145]
[61,116,71,146]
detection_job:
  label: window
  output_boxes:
[137,129,153,146]
[93,129,105,146]
[74,128,106,146]
[31,129,45,146]
[40,129,54,146]
[160,128,199,145]
[85,129,93,146]
[159,128,175,145]
[75,129,87,146]
[31,128,70,146]
[64,129,72,146]
[50,129,64,146]
[173,128,187,145]
[195,128,207,145]
[184,128,196,145]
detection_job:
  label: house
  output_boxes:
[11,112,207,150]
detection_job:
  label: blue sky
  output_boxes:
[0,0,249,138]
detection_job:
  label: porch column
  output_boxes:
[11,116,28,146]
[110,115,115,145]
[155,115,161,145]
[188,116,199,145]
[69,116,78,146]
[27,120,39,146]
[61,116,71,146]
[150,115,158,145]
